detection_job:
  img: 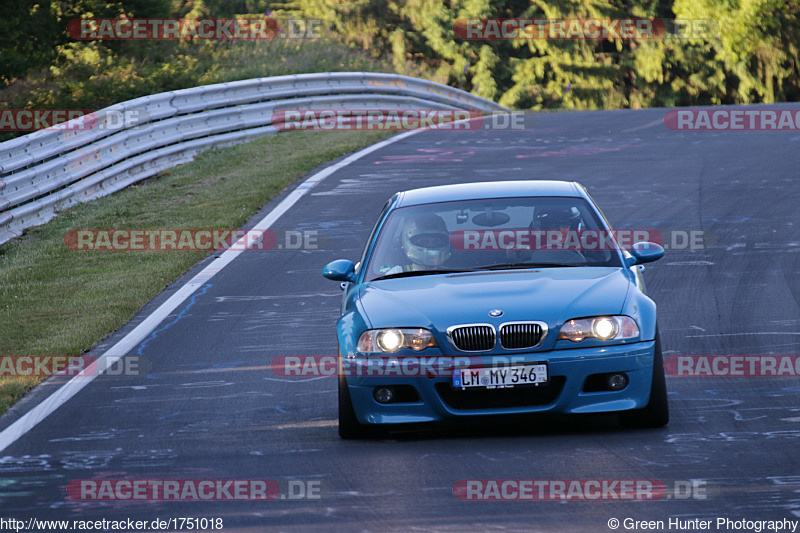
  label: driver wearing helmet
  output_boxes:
[529,204,583,255]
[496,204,582,264]
[378,213,452,275]
[532,205,581,231]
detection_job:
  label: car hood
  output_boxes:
[358,267,631,346]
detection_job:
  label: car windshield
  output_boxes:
[365,196,623,281]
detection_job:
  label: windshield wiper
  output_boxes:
[371,268,475,281]
[476,262,582,270]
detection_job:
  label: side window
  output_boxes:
[368,214,407,277]
[359,200,393,276]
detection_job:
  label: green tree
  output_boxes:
[673,0,800,103]
[281,0,799,109]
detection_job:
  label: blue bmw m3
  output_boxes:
[323,180,667,438]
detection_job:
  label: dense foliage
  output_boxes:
[0,0,797,122]
[275,0,800,108]
[0,1,393,140]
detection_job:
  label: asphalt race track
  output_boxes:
[1,106,799,532]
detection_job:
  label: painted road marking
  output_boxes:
[0,128,424,453]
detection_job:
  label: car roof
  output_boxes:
[395,180,584,208]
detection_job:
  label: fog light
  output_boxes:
[607,373,629,391]
[374,387,394,403]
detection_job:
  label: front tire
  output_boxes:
[620,332,669,428]
[338,372,367,439]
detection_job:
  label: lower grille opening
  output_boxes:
[435,377,566,410]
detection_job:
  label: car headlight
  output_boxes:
[357,328,438,353]
[557,316,639,342]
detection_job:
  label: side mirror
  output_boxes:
[322,259,357,283]
[625,242,665,267]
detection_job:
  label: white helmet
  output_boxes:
[402,213,451,267]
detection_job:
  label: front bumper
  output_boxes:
[343,341,656,426]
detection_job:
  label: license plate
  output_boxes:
[452,364,548,389]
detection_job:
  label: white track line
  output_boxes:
[0,128,424,453]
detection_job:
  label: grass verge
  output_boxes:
[0,129,392,415]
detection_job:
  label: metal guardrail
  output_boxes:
[0,72,507,244]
